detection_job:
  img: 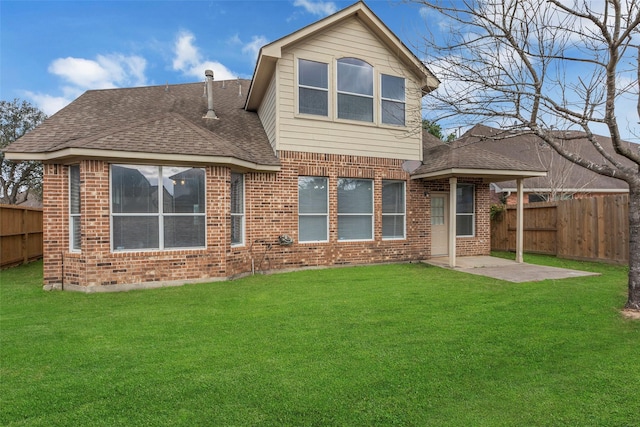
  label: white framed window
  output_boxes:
[298,176,329,243]
[231,173,244,246]
[110,165,206,251]
[337,58,373,122]
[456,184,475,237]
[382,180,405,239]
[381,74,405,126]
[298,59,328,116]
[69,164,81,251]
[338,178,373,241]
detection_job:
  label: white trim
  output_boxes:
[337,178,375,242]
[298,176,330,243]
[411,168,547,180]
[110,165,207,252]
[381,180,406,240]
[6,148,281,172]
[297,57,330,118]
[69,164,81,253]
[380,74,406,127]
[495,187,628,193]
[231,172,245,247]
[455,183,475,238]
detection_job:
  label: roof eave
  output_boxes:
[411,168,547,182]
[4,148,281,173]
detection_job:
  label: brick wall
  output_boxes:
[227,151,431,276]
[42,154,491,290]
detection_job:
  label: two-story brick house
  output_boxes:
[4,1,545,291]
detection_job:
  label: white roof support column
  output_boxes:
[516,178,524,263]
[449,177,457,268]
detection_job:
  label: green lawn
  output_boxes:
[1,255,638,426]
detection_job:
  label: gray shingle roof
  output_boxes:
[412,129,546,179]
[457,124,633,191]
[5,80,280,168]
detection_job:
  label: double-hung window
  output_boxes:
[231,173,244,246]
[381,74,405,126]
[298,177,329,242]
[69,165,81,251]
[111,165,206,251]
[298,59,328,116]
[456,184,475,237]
[382,180,405,239]
[337,178,373,240]
[337,58,373,122]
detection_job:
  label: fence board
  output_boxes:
[491,195,628,264]
[0,205,43,268]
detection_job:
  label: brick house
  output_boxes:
[4,1,545,291]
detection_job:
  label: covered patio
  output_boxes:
[411,137,547,267]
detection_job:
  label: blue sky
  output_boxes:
[1,0,428,115]
[1,0,637,142]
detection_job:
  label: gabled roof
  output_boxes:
[5,80,280,171]
[458,124,633,192]
[411,130,547,181]
[245,1,439,111]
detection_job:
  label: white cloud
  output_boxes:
[172,31,239,80]
[241,35,269,62]
[293,0,337,16]
[23,92,73,117]
[48,54,147,89]
[25,54,148,115]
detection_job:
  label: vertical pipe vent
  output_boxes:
[203,69,218,119]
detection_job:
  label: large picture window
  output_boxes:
[382,180,405,239]
[456,184,475,237]
[69,164,81,251]
[381,74,405,126]
[298,176,328,242]
[111,165,205,251]
[298,59,328,116]
[231,173,244,246]
[337,58,373,122]
[338,178,373,240]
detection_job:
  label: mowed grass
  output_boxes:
[1,255,638,426]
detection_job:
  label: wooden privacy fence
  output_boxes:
[491,195,629,264]
[0,205,43,269]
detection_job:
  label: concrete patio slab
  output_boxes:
[425,256,600,283]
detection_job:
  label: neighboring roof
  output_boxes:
[458,124,633,193]
[245,1,439,111]
[5,80,280,171]
[411,130,547,181]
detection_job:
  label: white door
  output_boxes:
[431,194,449,256]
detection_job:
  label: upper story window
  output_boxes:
[381,74,405,126]
[111,165,206,251]
[337,58,373,122]
[298,59,328,116]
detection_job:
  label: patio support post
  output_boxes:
[449,177,457,268]
[516,178,524,263]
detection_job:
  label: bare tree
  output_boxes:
[411,0,640,310]
[1,99,47,205]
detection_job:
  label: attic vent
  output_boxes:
[203,70,218,120]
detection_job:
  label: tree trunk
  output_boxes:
[626,184,640,310]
